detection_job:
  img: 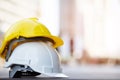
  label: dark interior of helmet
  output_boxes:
[9,64,40,78]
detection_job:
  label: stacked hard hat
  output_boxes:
[0,18,67,78]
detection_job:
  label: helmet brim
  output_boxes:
[44,35,64,48]
[43,73,68,77]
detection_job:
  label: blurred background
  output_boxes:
[0,0,120,79]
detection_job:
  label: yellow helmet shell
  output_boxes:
[0,18,63,58]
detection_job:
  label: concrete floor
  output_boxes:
[1,65,120,79]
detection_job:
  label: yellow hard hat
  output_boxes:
[0,18,63,59]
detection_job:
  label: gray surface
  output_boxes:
[62,65,120,79]
[1,65,120,79]
[63,65,120,79]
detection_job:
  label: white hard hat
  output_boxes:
[5,42,67,77]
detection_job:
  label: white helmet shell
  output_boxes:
[5,42,67,77]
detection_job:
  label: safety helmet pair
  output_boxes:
[0,18,66,78]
